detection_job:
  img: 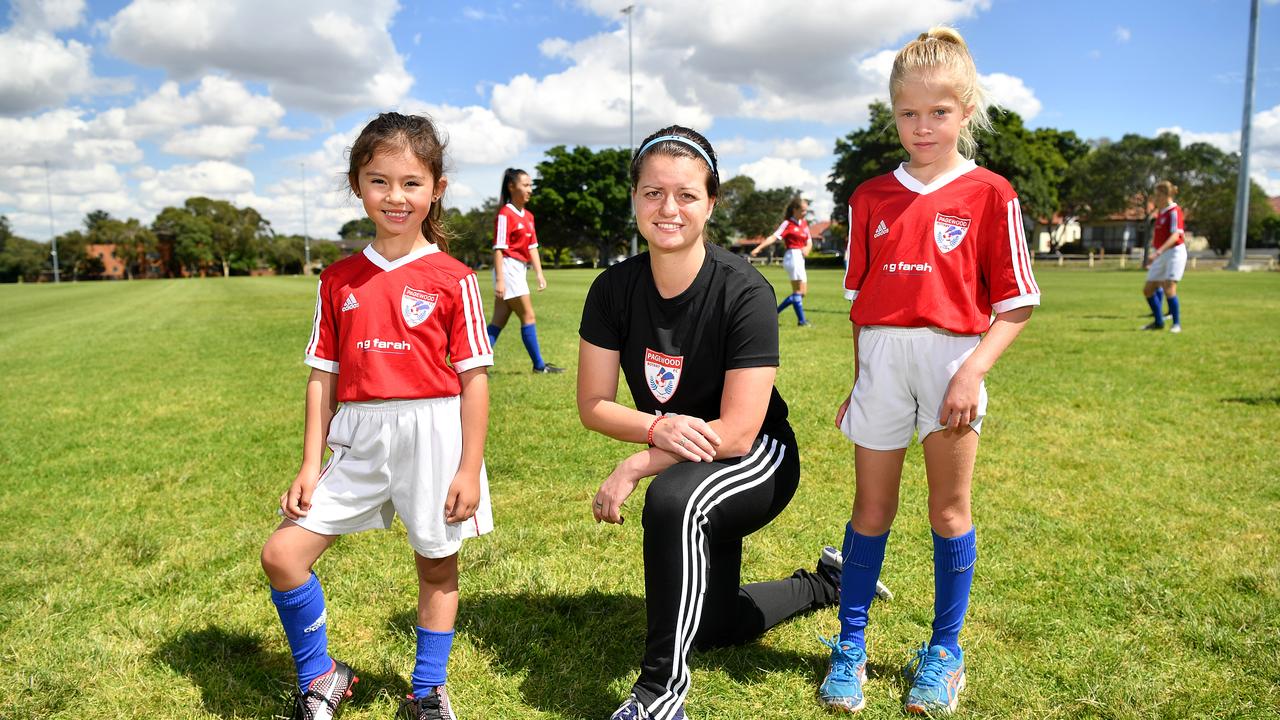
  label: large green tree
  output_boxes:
[338,217,376,243]
[94,217,158,279]
[827,101,903,219]
[528,145,633,265]
[1186,178,1275,254]
[1065,132,1182,257]
[705,175,755,247]
[731,186,798,244]
[152,198,272,276]
[0,216,47,283]
[444,198,500,268]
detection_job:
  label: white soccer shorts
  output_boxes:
[494,255,530,299]
[292,397,493,558]
[839,325,987,450]
[782,248,807,282]
[1145,244,1187,282]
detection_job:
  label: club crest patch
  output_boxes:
[644,348,683,404]
[401,286,438,328]
[934,213,971,254]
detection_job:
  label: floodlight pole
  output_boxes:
[301,162,312,272]
[1227,0,1260,271]
[45,160,60,283]
[623,3,637,257]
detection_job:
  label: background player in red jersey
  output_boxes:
[1142,180,1186,333]
[260,113,493,720]
[819,27,1038,716]
[579,126,841,720]
[485,168,564,372]
[751,196,815,326]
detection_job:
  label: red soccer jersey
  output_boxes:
[1152,203,1185,249]
[304,244,493,402]
[843,161,1040,335]
[494,203,538,264]
[772,217,811,250]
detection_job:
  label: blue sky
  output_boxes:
[2,0,1277,242]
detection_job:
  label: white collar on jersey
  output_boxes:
[892,159,977,196]
[1162,202,1178,212]
[505,202,526,217]
[363,242,440,272]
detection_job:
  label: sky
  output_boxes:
[2,0,1278,243]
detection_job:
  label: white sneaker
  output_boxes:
[1170,324,1182,334]
[820,545,893,601]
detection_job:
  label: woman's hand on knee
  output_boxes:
[653,413,720,462]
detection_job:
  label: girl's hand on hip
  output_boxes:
[653,413,720,462]
[444,471,481,523]
[939,368,982,430]
[835,389,853,429]
[281,469,320,520]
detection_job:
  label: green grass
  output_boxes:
[1,266,1278,719]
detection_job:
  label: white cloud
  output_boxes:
[1159,103,1280,198]
[774,137,828,159]
[137,160,255,208]
[162,125,261,158]
[104,0,412,115]
[737,157,820,191]
[0,32,94,115]
[983,72,1041,120]
[122,76,286,136]
[488,1,1018,144]
[403,102,528,165]
[9,0,85,32]
[1114,26,1131,43]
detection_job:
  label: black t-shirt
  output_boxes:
[579,243,790,435]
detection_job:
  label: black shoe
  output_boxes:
[533,363,565,374]
[288,660,357,720]
[1141,321,1165,331]
[400,687,457,720]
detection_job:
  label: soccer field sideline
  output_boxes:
[0,267,1277,719]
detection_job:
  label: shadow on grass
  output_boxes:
[1222,395,1280,407]
[152,626,396,719]
[410,590,820,719]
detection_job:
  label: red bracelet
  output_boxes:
[647,415,668,446]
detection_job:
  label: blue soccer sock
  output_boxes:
[930,527,977,656]
[412,627,455,697]
[1145,295,1164,326]
[777,295,795,314]
[1168,295,1181,326]
[520,323,546,370]
[838,523,890,649]
[1153,286,1165,315]
[270,573,334,692]
[793,294,808,325]
[487,323,502,347]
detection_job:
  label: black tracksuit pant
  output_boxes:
[632,423,838,719]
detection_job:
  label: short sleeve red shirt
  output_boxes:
[304,244,494,401]
[772,217,811,250]
[842,161,1040,335]
[493,203,538,264]
[1153,203,1185,249]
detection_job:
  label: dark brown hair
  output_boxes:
[784,196,807,222]
[347,112,452,252]
[499,167,528,207]
[629,125,720,198]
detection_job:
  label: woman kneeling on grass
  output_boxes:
[577,125,841,720]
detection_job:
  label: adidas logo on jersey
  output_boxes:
[873,220,889,238]
[342,294,359,312]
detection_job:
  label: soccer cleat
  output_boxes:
[1141,321,1165,331]
[818,635,867,712]
[608,695,687,719]
[798,321,813,327]
[903,643,966,715]
[399,686,457,720]
[820,545,893,601]
[288,660,358,720]
[533,363,566,374]
[1170,324,1182,334]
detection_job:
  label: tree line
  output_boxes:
[3,106,1278,283]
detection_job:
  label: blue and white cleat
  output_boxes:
[903,643,966,715]
[817,635,867,712]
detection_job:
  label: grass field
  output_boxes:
[1,266,1278,720]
